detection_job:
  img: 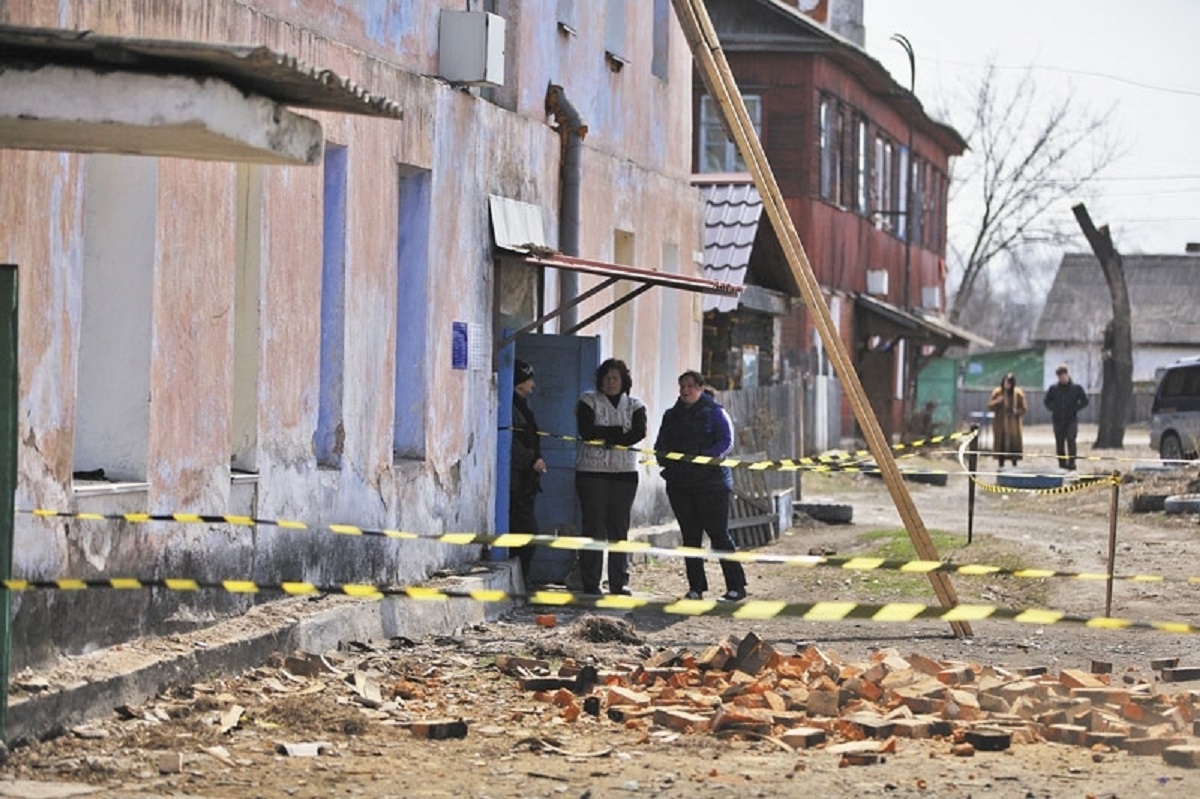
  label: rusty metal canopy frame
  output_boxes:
[495,251,743,352]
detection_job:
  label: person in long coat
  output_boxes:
[987,372,1027,468]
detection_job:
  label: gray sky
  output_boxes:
[862,0,1200,258]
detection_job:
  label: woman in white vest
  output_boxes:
[575,358,647,595]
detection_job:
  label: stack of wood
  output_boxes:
[498,633,1200,766]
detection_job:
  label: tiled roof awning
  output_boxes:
[696,177,801,313]
[699,181,763,312]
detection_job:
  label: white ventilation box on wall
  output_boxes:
[921,286,941,309]
[438,11,506,87]
[866,269,889,296]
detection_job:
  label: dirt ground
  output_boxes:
[6,425,1200,798]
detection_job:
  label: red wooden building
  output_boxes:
[694,0,986,444]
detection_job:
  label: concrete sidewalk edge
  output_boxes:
[4,562,520,746]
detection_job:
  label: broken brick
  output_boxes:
[780,726,827,749]
[409,719,468,740]
[653,707,711,733]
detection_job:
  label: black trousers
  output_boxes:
[666,484,746,595]
[509,491,537,582]
[576,473,638,593]
[1053,419,1079,470]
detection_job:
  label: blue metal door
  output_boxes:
[495,333,599,544]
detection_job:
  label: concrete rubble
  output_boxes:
[504,629,1200,768]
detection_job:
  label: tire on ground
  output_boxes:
[1131,493,1170,514]
[996,472,1063,491]
[1163,493,1200,515]
[794,502,854,525]
[904,469,949,487]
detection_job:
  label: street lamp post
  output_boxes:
[890,32,915,311]
[891,33,917,439]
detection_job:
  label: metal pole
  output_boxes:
[967,423,979,545]
[1,264,18,741]
[892,33,917,440]
[1105,470,1120,617]
[891,33,915,313]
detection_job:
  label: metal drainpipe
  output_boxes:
[545,84,587,330]
[1,264,17,742]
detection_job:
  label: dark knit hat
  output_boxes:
[514,359,535,384]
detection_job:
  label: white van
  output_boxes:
[1150,356,1200,460]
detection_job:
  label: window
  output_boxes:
[911,158,926,246]
[873,134,893,231]
[611,230,636,362]
[908,161,947,252]
[605,0,628,64]
[896,146,909,241]
[76,154,156,482]
[854,117,870,214]
[316,144,348,468]
[698,94,762,173]
[840,110,858,209]
[651,0,670,80]
[818,95,843,203]
[394,168,432,460]
[557,0,577,35]
[656,243,680,386]
[231,164,263,473]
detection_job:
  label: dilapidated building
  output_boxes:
[2,1,722,670]
[691,0,986,445]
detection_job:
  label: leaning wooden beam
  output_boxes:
[671,0,970,638]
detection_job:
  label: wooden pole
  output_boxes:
[1105,471,1120,617]
[671,0,970,637]
[1,265,17,740]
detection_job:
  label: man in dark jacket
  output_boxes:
[1044,365,1089,471]
[654,371,747,602]
[510,360,547,583]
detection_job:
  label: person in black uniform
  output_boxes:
[510,359,547,583]
[1044,364,1089,471]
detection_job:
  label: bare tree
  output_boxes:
[947,63,1120,325]
[1073,203,1132,448]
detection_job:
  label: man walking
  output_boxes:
[1044,365,1089,471]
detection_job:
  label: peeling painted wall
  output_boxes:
[2,0,702,669]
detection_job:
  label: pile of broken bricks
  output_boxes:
[499,632,1200,768]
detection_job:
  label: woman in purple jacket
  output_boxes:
[654,371,747,602]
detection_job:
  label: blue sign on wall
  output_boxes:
[452,321,468,370]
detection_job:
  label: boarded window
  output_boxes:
[316,144,348,468]
[394,168,432,460]
[76,154,156,482]
[651,0,670,80]
[605,0,627,61]
[557,0,577,34]
[231,164,263,473]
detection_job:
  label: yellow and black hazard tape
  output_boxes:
[1,578,1196,633]
[504,427,971,473]
[954,432,1118,496]
[19,508,1200,586]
